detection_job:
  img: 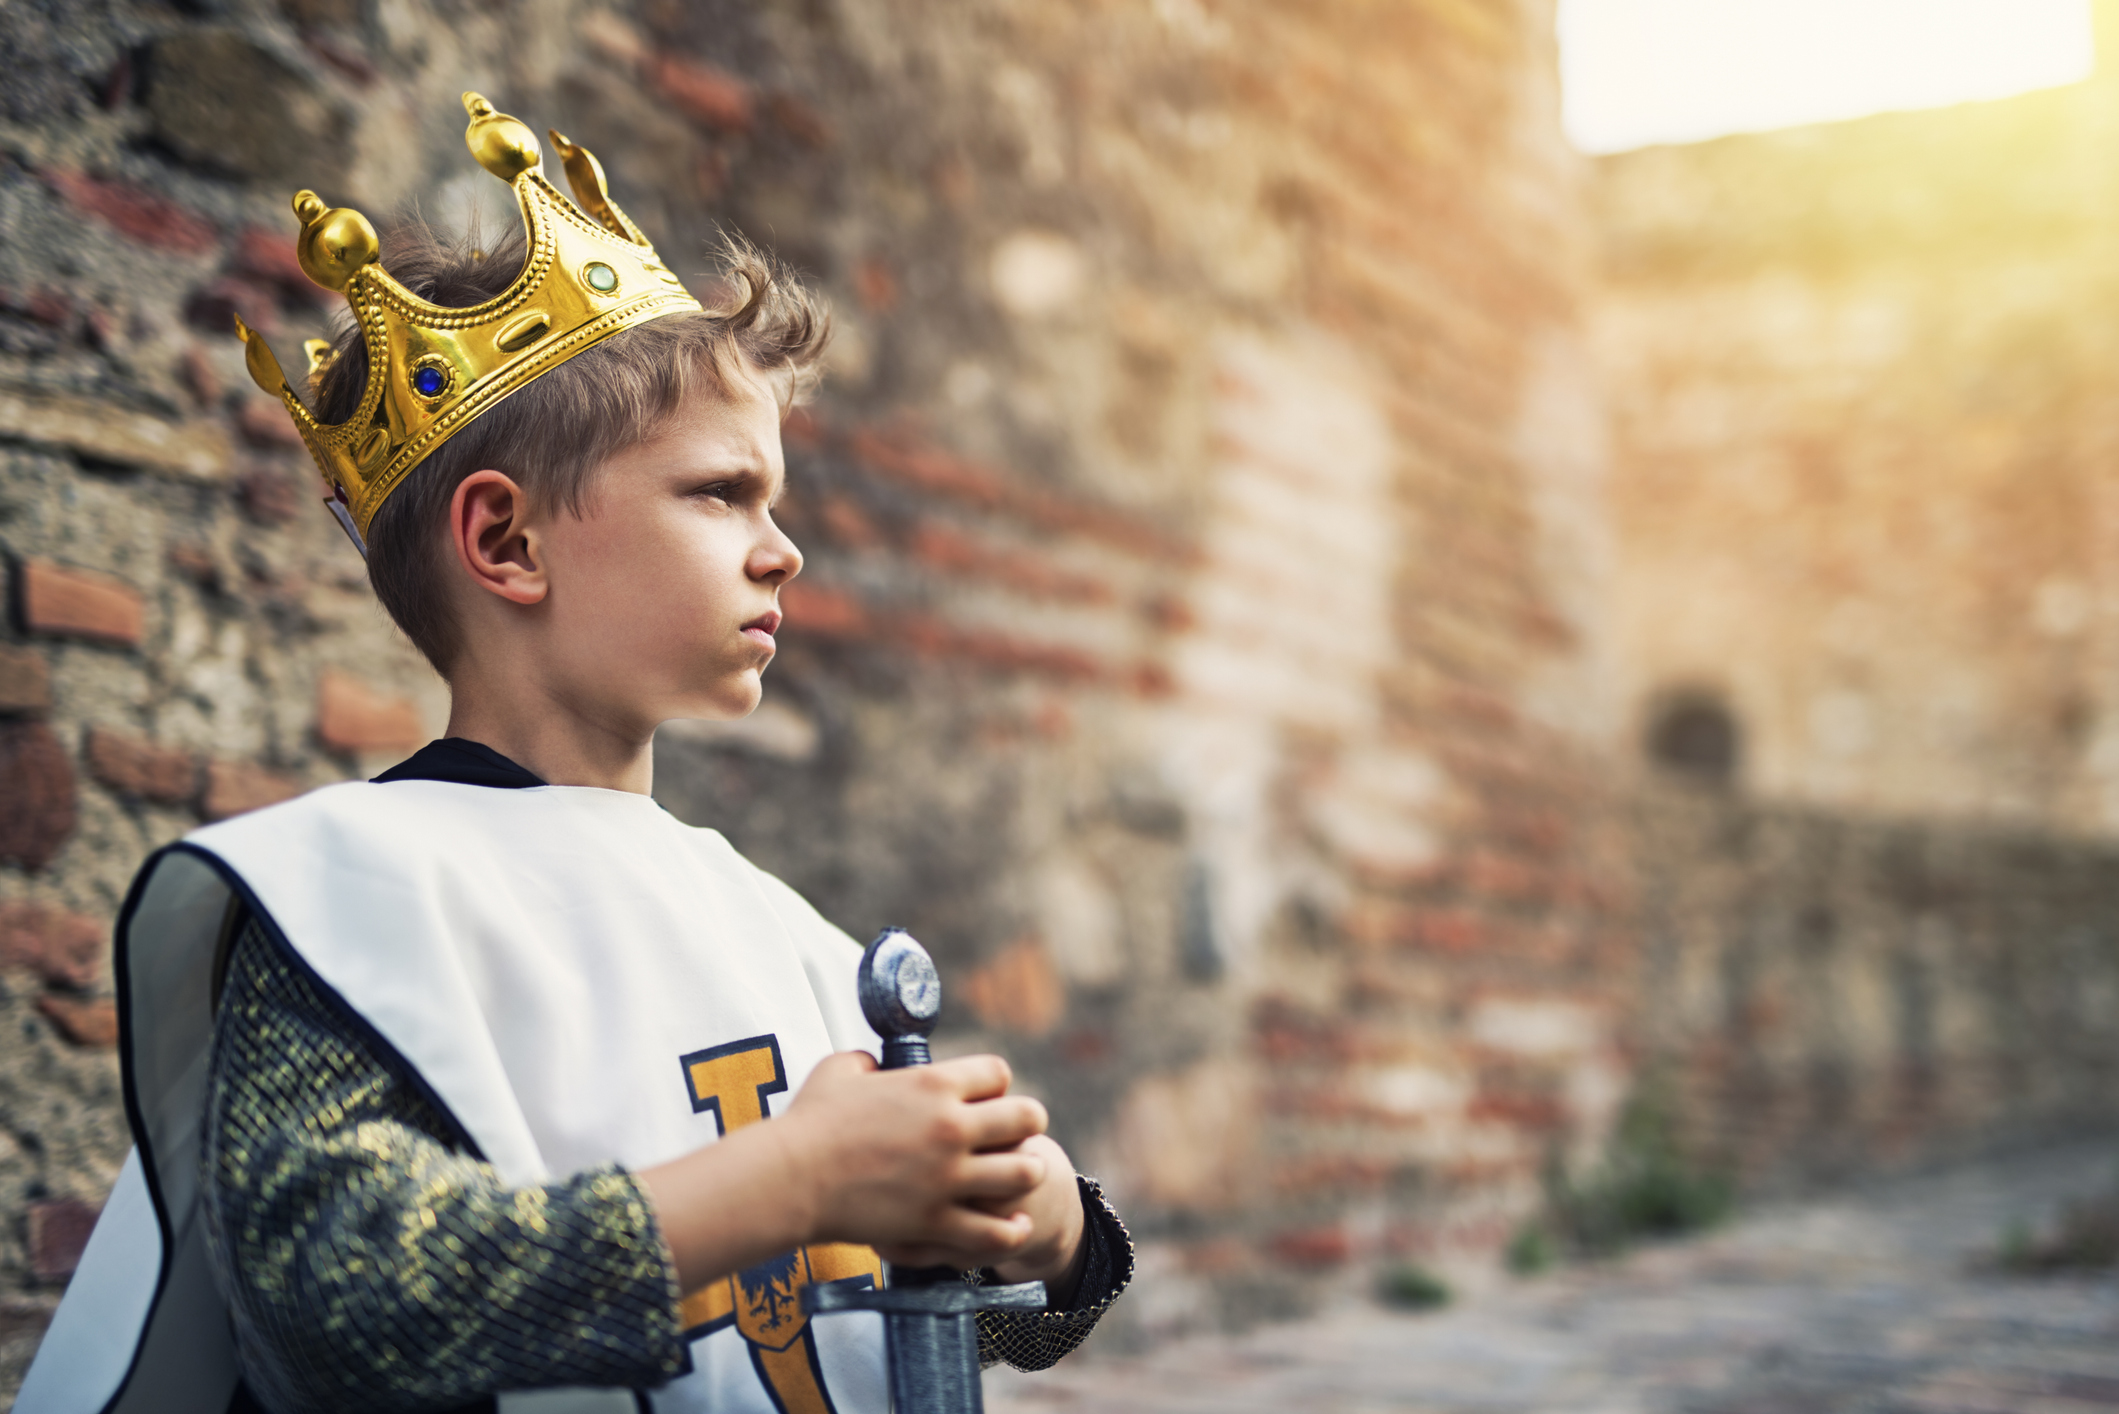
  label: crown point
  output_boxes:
[296,204,380,293]
[464,94,542,181]
[234,318,291,398]
[292,190,327,224]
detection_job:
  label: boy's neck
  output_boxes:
[443,680,655,794]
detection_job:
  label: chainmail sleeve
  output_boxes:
[202,912,690,1414]
[973,1176,1134,1371]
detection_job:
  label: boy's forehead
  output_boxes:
[659,373,786,470]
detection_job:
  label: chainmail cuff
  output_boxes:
[972,1174,1133,1371]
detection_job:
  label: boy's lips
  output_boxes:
[743,609,781,649]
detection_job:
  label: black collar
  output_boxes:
[371,738,547,789]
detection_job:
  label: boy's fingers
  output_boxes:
[951,1150,1047,1200]
[928,1053,1013,1101]
[957,1096,1048,1151]
[925,1207,1035,1261]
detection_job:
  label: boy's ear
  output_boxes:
[449,470,548,606]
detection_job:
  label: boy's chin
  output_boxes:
[666,677,764,723]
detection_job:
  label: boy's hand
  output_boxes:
[780,1050,1051,1271]
[984,1132,1090,1302]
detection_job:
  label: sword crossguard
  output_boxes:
[801,1278,1047,1317]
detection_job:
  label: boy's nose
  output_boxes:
[753,518,804,583]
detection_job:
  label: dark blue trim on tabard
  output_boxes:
[105,841,494,1414]
[372,738,547,788]
[103,845,175,1414]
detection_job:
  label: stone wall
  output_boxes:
[1594,43,2119,830]
[1633,787,2119,1191]
[13,0,2116,1396]
[0,0,1629,1385]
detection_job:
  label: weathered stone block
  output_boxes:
[35,996,118,1049]
[0,646,52,716]
[17,560,144,647]
[200,759,302,821]
[85,727,197,806]
[316,671,423,754]
[26,1200,99,1281]
[651,56,754,133]
[144,28,353,186]
[236,398,304,450]
[0,902,104,989]
[0,387,234,483]
[0,722,76,869]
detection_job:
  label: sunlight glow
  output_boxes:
[1558,0,2096,154]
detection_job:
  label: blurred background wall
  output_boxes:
[0,0,2115,1388]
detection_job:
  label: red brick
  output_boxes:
[0,721,77,869]
[904,520,1113,603]
[167,543,221,591]
[0,901,103,989]
[85,727,196,805]
[847,423,1191,561]
[853,256,897,312]
[238,466,305,526]
[1408,908,1495,953]
[781,582,872,639]
[39,169,218,254]
[233,225,322,302]
[27,1199,99,1280]
[186,276,279,338]
[958,938,1065,1037]
[766,91,833,147]
[315,671,423,754]
[0,645,52,715]
[200,759,302,821]
[302,34,378,88]
[180,344,222,409]
[651,57,754,132]
[817,496,883,548]
[237,398,303,450]
[36,995,117,1049]
[18,559,144,647]
[17,288,73,328]
[1270,1224,1351,1267]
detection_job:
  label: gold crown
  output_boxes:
[234,92,703,546]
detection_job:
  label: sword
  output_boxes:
[801,928,1046,1413]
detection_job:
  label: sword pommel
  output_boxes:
[859,927,942,1070]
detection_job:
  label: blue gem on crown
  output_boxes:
[412,365,448,397]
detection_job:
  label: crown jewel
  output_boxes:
[235,92,704,546]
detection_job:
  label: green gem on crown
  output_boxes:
[584,262,619,293]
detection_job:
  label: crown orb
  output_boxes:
[296,206,380,293]
[463,92,542,181]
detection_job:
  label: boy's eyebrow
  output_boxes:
[691,460,787,507]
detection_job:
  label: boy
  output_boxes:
[20,93,1129,1414]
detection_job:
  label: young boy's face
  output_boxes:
[535,358,802,729]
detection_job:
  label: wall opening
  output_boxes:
[1645,691,1740,786]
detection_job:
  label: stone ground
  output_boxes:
[988,1140,2119,1414]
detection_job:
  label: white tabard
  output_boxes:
[16,781,889,1414]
